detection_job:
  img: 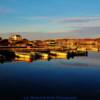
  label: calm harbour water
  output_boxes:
[0,52,100,100]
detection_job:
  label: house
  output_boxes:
[79,39,95,45]
[9,34,22,41]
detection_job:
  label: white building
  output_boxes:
[9,34,22,41]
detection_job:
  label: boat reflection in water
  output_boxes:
[0,50,88,63]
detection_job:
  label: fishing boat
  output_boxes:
[15,52,33,59]
[35,52,49,60]
[15,57,33,62]
[50,51,67,59]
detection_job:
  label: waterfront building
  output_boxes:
[79,39,95,45]
[66,39,77,48]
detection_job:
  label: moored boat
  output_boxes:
[15,52,33,59]
[35,52,49,60]
[50,51,67,59]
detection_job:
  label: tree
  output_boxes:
[0,37,2,41]
[22,38,28,44]
[0,39,9,46]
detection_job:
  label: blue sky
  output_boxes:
[0,0,100,39]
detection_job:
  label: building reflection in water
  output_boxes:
[0,50,88,64]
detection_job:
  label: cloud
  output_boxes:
[53,17,100,23]
[0,8,13,15]
[58,27,100,38]
[21,16,100,27]
[20,16,50,20]
[47,26,100,38]
[1,16,100,39]
[46,16,100,28]
[16,27,100,39]
[1,26,100,39]
[69,27,100,34]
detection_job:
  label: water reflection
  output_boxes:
[0,50,15,64]
[0,51,100,100]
